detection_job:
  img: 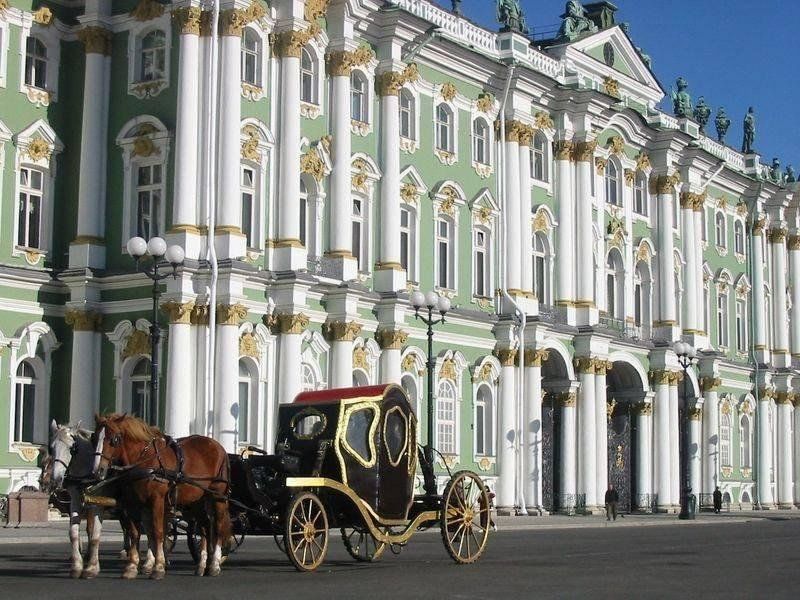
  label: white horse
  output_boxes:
[46,420,156,578]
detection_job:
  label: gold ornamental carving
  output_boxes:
[472,363,494,383]
[265,312,310,335]
[172,6,202,35]
[216,303,248,326]
[351,158,369,192]
[768,228,787,244]
[574,357,595,374]
[751,216,766,236]
[614,444,625,469]
[635,244,651,263]
[131,0,164,21]
[553,140,573,161]
[271,28,316,58]
[476,207,492,224]
[25,138,52,162]
[376,63,419,96]
[476,93,493,113]
[493,347,517,367]
[775,391,793,405]
[788,235,800,251]
[758,387,774,400]
[190,304,210,325]
[161,301,194,325]
[33,6,53,25]
[239,332,260,358]
[440,82,457,102]
[517,124,534,147]
[122,330,151,359]
[401,354,418,374]
[220,2,266,36]
[300,147,325,182]
[438,186,458,216]
[594,157,607,175]
[304,0,330,22]
[668,371,683,386]
[653,174,679,195]
[323,320,362,342]
[65,309,102,332]
[636,153,651,172]
[689,407,702,421]
[558,391,577,408]
[353,346,370,372]
[241,125,262,162]
[0,1,9,13]
[524,349,550,367]
[572,141,597,162]
[533,111,554,131]
[439,358,458,380]
[400,183,419,204]
[603,76,620,99]
[503,120,525,143]
[608,136,625,155]
[634,402,653,416]
[326,46,374,77]
[650,369,671,385]
[375,328,408,350]
[624,169,635,187]
[533,210,549,233]
[735,201,748,217]
[78,26,112,55]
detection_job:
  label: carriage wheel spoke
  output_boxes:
[468,528,482,555]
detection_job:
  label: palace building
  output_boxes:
[1,0,799,515]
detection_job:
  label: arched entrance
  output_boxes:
[606,359,647,513]
[541,348,573,514]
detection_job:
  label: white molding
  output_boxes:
[125,14,171,99]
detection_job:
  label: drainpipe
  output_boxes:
[699,160,726,193]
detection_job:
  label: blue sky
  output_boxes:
[440,1,800,169]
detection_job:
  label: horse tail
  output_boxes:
[217,447,231,497]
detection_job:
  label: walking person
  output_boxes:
[713,486,723,514]
[605,484,619,521]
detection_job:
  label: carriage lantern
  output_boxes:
[410,290,451,497]
[674,341,697,520]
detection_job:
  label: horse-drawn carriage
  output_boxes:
[224,383,492,570]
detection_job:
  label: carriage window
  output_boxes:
[383,407,408,467]
[291,408,326,439]
[344,406,376,466]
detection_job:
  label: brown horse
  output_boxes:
[93,414,231,579]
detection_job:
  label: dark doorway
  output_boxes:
[607,401,637,513]
[542,396,561,513]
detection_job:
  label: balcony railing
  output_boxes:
[538,304,568,325]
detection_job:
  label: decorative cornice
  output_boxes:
[375,63,419,96]
[264,312,310,335]
[493,347,517,367]
[64,309,102,332]
[172,6,203,35]
[700,376,722,392]
[326,46,374,77]
[271,28,316,58]
[323,320,363,342]
[572,140,597,162]
[216,303,248,326]
[77,26,112,55]
[553,140,573,161]
[161,301,194,325]
[375,328,408,350]
[131,0,164,22]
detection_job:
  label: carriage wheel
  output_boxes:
[285,492,329,572]
[341,526,387,562]
[440,471,491,564]
[274,534,286,554]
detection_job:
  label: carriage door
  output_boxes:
[339,402,380,513]
[377,401,415,520]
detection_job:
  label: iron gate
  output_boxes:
[607,402,634,513]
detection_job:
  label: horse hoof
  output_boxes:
[70,568,83,579]
[141,564,153,576]
[122,566,138,580]
[195,566,205,577]
[207,565,221,577]
[150,569,165,581]
[119,550,128,560]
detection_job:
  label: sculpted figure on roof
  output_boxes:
[557,0,597,41]
[496,0,528,34]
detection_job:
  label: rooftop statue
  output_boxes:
[693,96,711,135]
[451,0,462,17]
[620,22,653,69]
[770,158,783,184]
[556,0,597,41]
[497,0,529,34]
[786,165,796,184]
[715,107,731,143]
[671,77,692,119]
[742,106,756,154]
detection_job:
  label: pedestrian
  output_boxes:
[605,484,619,521]
[485,485,497,532]
[713,486,723,514]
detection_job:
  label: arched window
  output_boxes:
[474,385,494,456]
[436,216,454,289]
[399,89,415,140]
[350,71,368,122]
[715,213,726,248]
[130,357,156,425]
[634,172,648,215]
[734,221,744,254]
[736,299,747,351]
[605,161,620,206]
[473,227,490,297]
[533,231,550,305]
[399,204,417,281]
[606,250,624,318]
[436,379,457,455]
[301,363,317,391]
[135,162,163,239]
[24,37,47,89]
[634,261,652,334]
[435,104,454,153]
[237,360,255,444]
[472,118,490,165]
[531,132,548,182]
[720,411,731,466]
[140,31,166,81]
[241,29,261,86]
[300,47,316,104]
[240,165,257,248]
[17,167,44,250]
[14,361,37,443]
[717,288,729,347]
[740,414,752,468]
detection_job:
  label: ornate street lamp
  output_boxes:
[126,236,185,425]
[410,290,451,497]
[674,341,697,520]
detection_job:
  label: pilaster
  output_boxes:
[215,303,248,451]
[652,173,681,342]
[65,308,103,424]
[494,344,517,511]
[554,139,576,322]
[162,300,195,437]
[573,139,598,326]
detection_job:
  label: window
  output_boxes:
[734,221,745,254]
[135,163,163,239]
[472,118,490,165]
[531,133,549,182]
[701,207,707,242]
[299,179,308,248]
[634,262,652,332]
[740,415,752,468]
[241,165,256,248]
[717,291,729,347]
[399,90,415,140]
[241,29,261,86]
[130,358,156,425]
[474,228,490,297]
[400,206,417,282]
[300,48,316,104]
[401,374,419,422]
[605,160,620,206]
[237,361,253,444]
[302,363,317,391]
[436,380,457,455]
[350,71,368,122]
[715,213,726,248]
[140,31,166,82]
[17,167,43,249]
[435,104,454,153]
[634,173,647,215]
[474,385,494,456]
[436,218,452,289]
[24,37,47,89]
[352,198,367,271]
[606,250,624,318]
[736,299,747,352]
[720,411,731,466]
[533,232,550,304]
[14,361,36,443]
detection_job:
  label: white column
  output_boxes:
[693,202,705,333]
[594,366,608,502]
[680,194,697,332]
[777,395,794,508]
[71,27,111,269]
[504,124,522,294]
[326,320,360,389]
[574,142,595,306]
[669,379,680,508]
[653,377,671,511]
[560,391,578,512]
[214,305,245,453]
[702,383,720,495]
[794,401,800,506]
[770,229,790,367]
[689,407,702,499]
[519,136,533,295]
[576,360,597,511]
[636,403,653,511]
[555,141,574,305]
[496,351,517,509]
[751,223,768,358]
[273,34,305,270]
[523,351,544,512]
[377,329,405,385]
[66,310,101,425]
[163,302,195,438]
[275,314,308,406]
[757,394,775,507]
[789,237,800,359]
[656,176,677,329]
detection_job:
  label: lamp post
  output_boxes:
[126,236,185,425]
[674,341,697,520]
[410,290,451,497]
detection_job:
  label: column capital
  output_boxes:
[571,140,597,162]
[172,6,203,35]
[500,120,526,143]
[375,63,419,96]
[323,320,363,342]
[517,124,534,146]
[265,312,310,335]
[375,328,408,350]
[216,303,248,326]
[325,46,375,77]
[161,300,195,324]
[775,391,793,405]
[680,191,706,210]
[77,26,112,55]
[524,348,550,367]
[65,308,102,332]
[651,173,680,195]
[220,2,267,37]
[688,407,703,420]
[558,391,577,407]
[769,227,788,244]
[699,376,722,392]
[750,215,767,236]
[493,346,517,367]
[553,140,573,161]
[788,234,800,250]
[190,303,209,325]
[633,402,653,416]
[270,28,316,58]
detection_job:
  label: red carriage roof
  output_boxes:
[293,384,394,405]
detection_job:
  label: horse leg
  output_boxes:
[149,497,167,580]
[122,518,141,579]
[208,500,230,577]
[68,493,83,579]
[81,509,102,579]
[141,533,156,576]
[195,518,208,576]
